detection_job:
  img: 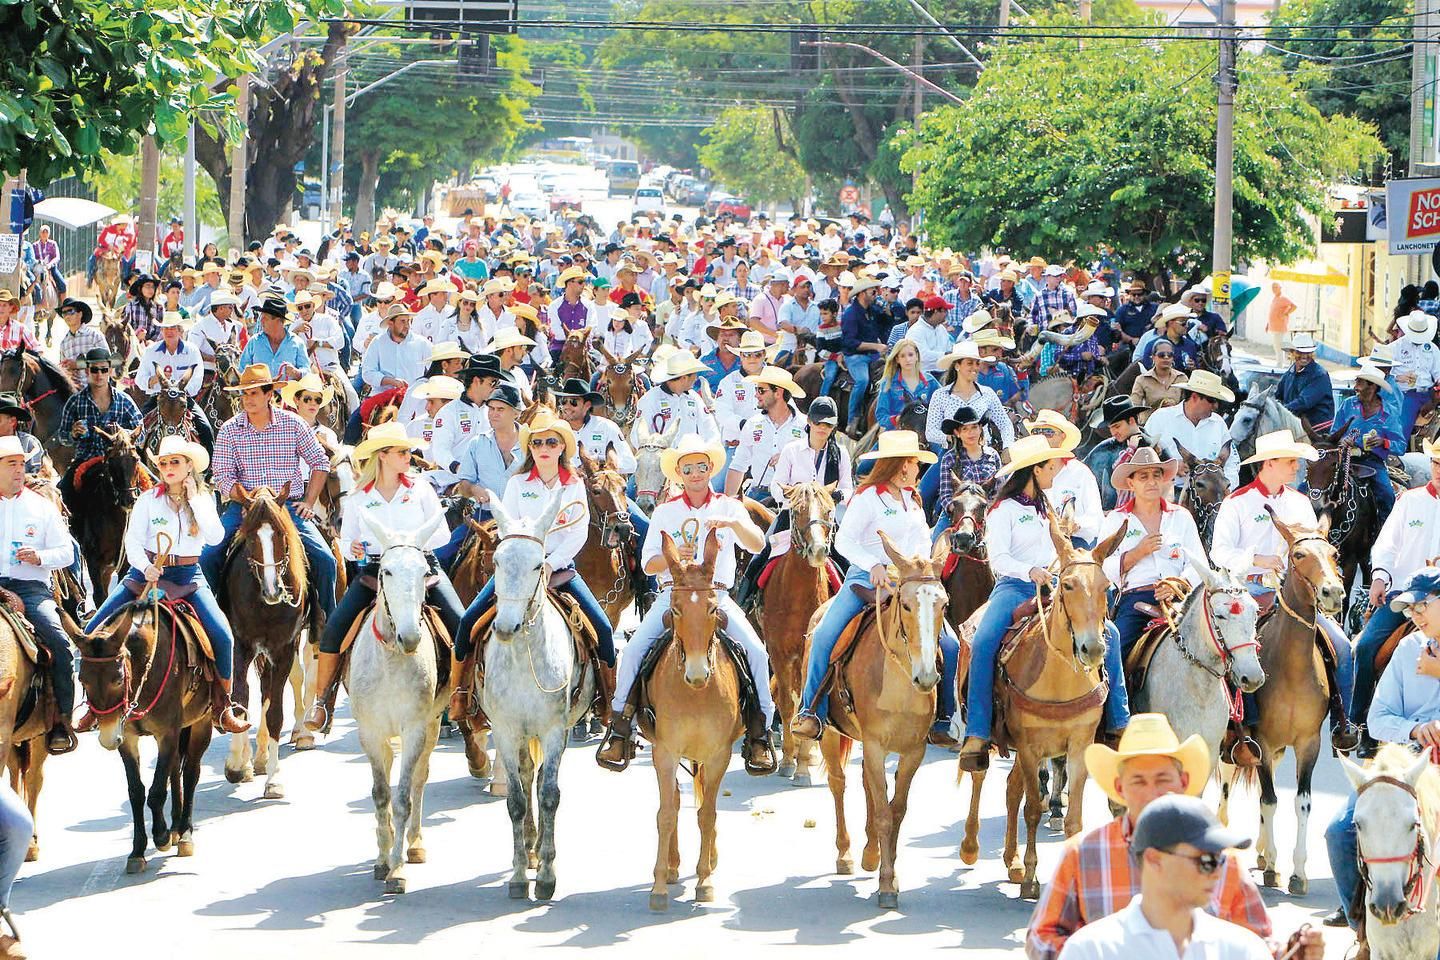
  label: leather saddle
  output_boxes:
[0,587,43,668]
[629,622,762,743]
[336,595,453,688]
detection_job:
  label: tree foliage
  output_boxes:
[0,0,342,184]
[89,148,225,233]
[698,107,808,208]
[900,38,1386,271]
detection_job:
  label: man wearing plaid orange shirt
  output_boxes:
[1027,714,1321,959]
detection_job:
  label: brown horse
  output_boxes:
[135,374,205,458]
[982,515,1126,899]
[1222,508,1344,896]
[1301,429,1379,624]
[221,485,309,799]
[77,602,213,874]
[557,329,593,382]
[66,427,147,605]
[0,347,76,473]
[593,344,645,430]
[440,505,497,784]
[574,451,634,625]
[816,532,948,909]
[95,251,122,310]
[760,481,835,786]
[1176,441,1232,546]
[198,343,240,428]
[0,610,59,862]
[101,311,137,376]
[646,530,744,912]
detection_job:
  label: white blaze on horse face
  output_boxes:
[913,583,943,691]
[257,524,279,598]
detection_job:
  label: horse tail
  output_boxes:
[1232,762,1259,792]
[527,736,542,770]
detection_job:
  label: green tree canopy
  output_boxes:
[698,107,808,209]
[900,38,1385,271]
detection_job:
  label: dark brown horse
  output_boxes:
[593,347,646,431]
[557,329,593,382]
[1176,441,1233,547]
[101,311,138,376]
[67,427,147,604]
[77,602,213,874]
[135,374,205,458]
[221,485,308,799]
[0,609,59,862]
[1302,426,1379,625]
[198,344,240,428]
[574,451,634,625]
[0,347,76,473]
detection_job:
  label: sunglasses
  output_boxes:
[1153,351,1174,358]
[529,437,562,449]
[679,462,711,476]
[297,394,323,404]
[1158,848,1222,875]
[1031,427,1059,437]
[88,366,111,374]
[157,457,189,468]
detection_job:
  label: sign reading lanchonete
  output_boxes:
[1386,178,1440,254]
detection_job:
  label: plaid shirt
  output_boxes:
[122,298,163,342]
[1026,285,1079,329]
[937,446,1000,508]
[56,387,143,462]
[1024,816,1270,960]
[212,407,329,502]
[58,325,108,385]
[325,280,353,320]
[943,290,984,337]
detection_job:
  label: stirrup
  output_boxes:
[595,721,635,772]
[46,724,77,756]
[304,700,331,733]
[742,734,778,776]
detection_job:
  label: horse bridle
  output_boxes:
[244,507,302,607]
[370,542,435,649]
[946,487,989,558]
[494,532,550,635]
[1183,459,1226,536]
[874,572,944,667]
[1310,444,1364,547]
[1274,535,1337,630]
[1355,773,1438,918]
[79,612,174,722]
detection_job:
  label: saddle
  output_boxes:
[0,587,42,668]
[626,622,763,743]
[99,593,217,686]
[1252,603,1348,732]
[1120,580,1192,698]
[335,592,453,689]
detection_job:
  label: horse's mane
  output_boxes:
[786,479,836,517]
[1369,743,1440,815]
[238,489,309,597]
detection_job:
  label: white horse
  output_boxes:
[346,508,450,895]
[484,490,595,902]
[630,419,678,513]
[1341,745,1440,960]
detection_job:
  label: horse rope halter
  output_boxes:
[1182,459,1225,540]
[370,541,428,651]
[874,570,942,669]
[946,485,988,560]
[1163,581,1255,722]
[1035,555,1107,673]
[1311,443,1364,548]
[494,530,568,695]
[78,533,178,723]
[245,508,301,608]
[1274,535,1332,632]
[1355,773,1440,918]
[586,470,634,608]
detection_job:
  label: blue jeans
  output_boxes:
[1364,453,1396,519]
[963,576,1129,739]
[456,566,614,665]
[87,564,234,679]
[1351,599,1408,725]
[844,353,873,426]
[819,358,840,397]
[0,782,30,910]
[931,511,951,544]
[714,444,736,493]
[0,577,74,716]
[1325,794,1360,929]
[918,441,946,515]
[436,503,490,570]
[1114,588,1158,653]
[1402,389,1430,441]
[200,502,337,617]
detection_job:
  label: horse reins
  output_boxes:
[494,531,568,693]
[1274,535,1331,632]
[874,572,943,668]
[1355,773,1440,917]
[1166,583,1254,722]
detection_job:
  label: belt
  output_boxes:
[1119,586,1159,597]
[146,551,200,566]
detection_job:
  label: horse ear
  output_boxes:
[596,342,618,365]
[1217,440,1232,465]
[278,481,291,502]
[1185,549,1223,591]
[1047,510,1074,560]
[1404,753,1432,788]
[536,489,565,535]
[359,509,393,552]
[877,529,908,570]
[779,482,795,502]
[1339,753,1370,791]
[660,530,683,572]
[1174,440,1196,468]
[1264,504,1297,547]
[1093,521,1129,565]
[485,490,514,533]
[700,527,721,577]
[1316,511,1331,539]
[235,484,253,505]
[623,347,645,366]
[412,509,445,548]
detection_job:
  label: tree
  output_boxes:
[0,0,341,184]
[900,38,1385,273]
[698,107,808,209]
[88,148,226,236]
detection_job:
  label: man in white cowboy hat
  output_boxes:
[596,433,777,774]
[411,277,455,343]
[724,367,807,507]
[1275,332,1333,428]
[189,290,243,381]
[1143,370,1239,492]
[1025,714,1273,960]
[404,374,464,487]
[636,351,721,446]
[396,341,470,425]
[137,311,204,399]
[477,278,515,344]
[1025,410,1103,546]
[485,327,538,405]
[1139,303,1202,373]
[712,331,771,454]
[287,291,347,381]
[1391,309,1440,439]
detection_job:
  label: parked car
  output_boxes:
[510,192,547,218]
[607,160,641,197]
[632,186,665,215]
[549,191,583,214]
[716,197,752,220]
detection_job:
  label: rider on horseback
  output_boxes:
[136,312,213,449]
[55,348,144,502]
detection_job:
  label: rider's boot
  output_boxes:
[790,711,823,742]
[212,679,251,734]
[595,707,636,771]
[304,652,341,732]
[743,711,778,776]
[448,654,474,719]
[957,736,991,772]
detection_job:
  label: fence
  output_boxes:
[32,176,99,280]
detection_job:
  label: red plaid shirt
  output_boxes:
[1025,816,1270,960]
[212,407,328,501]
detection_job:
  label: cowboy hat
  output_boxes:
[1179,369,1235,403]
[553,377,604,405]
[0,393,31,424]
[1424,438,1440,461]
[1111,446,1180,490]
[370,281,400,302]
[157,311,187,329]
[1287,332,1319,353]
[418,278,453,298]
[224,363,279,392]
[1365,343,1394,368]
[961,310,995,336]
[1082,281,1115,300]
[254,296,290,321]
[971,330,1016,351]
[487,328,536,354]
[1083,713,1209,805]
[280,372,335,408]
[1153,303,1193,329]
[857,429,937,464]
[940,406,983,436]
[659,434,727,484]
[1126,278,1148,293]
[150,434,211,475]
[425,341,469,365]
[127,274,158,297]
[558,265,590,285]
[704,316,749,339]
[518,408,578,463]
[1022,409,1082,451]
[286,267,315,283]
[995,434,1070,477]
[1101,395,1146,426]
[1353,365,1389,389]
[656,351,710,384]
[509,302,540,324]
[58,298,93,325]
[937,342,993,372]
[1403,310,1437,346]
[354,421,427,464]
[414,375,464,402]
[208,291,239,309]
[743,365,806,398]
[482,278,515,296]
[1240,428,1320,466]
[849,277,882,296]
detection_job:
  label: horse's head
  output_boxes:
[1051,513,1127,669]
[487,490,563,638]
[782,481,836,566]
[1187,556,1265,692]
[97,426,141,507]
[631,420,678,513]
[1268,505,1344,617]
[876,531,948,692]
[0,349,29,395]
[154,374,189,423]
[234,484,305,606]
[579,451,632,550]
[1230,384,1272,446]
[359,509,444,653]
[661,529,722,687]
[77,614,138,750]
[1342,745,1439,926]
[946,479,990,556]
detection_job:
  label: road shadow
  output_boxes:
[194,862,422,930]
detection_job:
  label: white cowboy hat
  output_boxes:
[1180,369,1235,403]
[962,310,995,335]
[152,435,211,475]
[661,434,727,484]
[743,365,806,398]
[414,375,463,402]
[849,277,883,296]
[427,341,469,364]
[1021,409,1082,451]
[995,434,1071,478]
[856,429,937,464]
[157,311,187,329]
[280,372,335,408]
[1423,438,1440,461]
[1153,302,1193,329]
[1083,713,1209,805]
[937,342,993,371]
[0,437,23,460]
[1286,332,1319,353]
[1075,302,1108,321]
[518,408,578,462]
[1403,310,1437,346]
[1082,281,1115,300]
[1365,343,1394,367]
[972,330,1016,351]
[486,328,537,353]
[1353,365,1389,389]
[353,421,427,464]
[657,351,710,383]
[208,291,239,309]
[1240,429,1320,466]
[482,278,515,296]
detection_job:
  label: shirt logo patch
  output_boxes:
[1411,519,1426,528]
[1254,514,1269,523]
[151,517,168,526]
[1018,514,1034,524]
[23,525,35,538]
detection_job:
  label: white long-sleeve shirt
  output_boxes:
[430,397,490,473]
[924,382,1013,448]
[635,385,720,443]
[1210,480,1317,581]
[712,367,760,446]
[289,311,345,373]
[642,491,752,589]
[592,324,652,365]
[188,313,242,372]
[1047,458,1104,545]
[436,315,488,356]
[1392,338,1440,392]
[0,489,72,582]
[1369,632,1440,745]
[125,487,225,570]
[574,415,636,473]
[503,469,588,570]
[904,319,954,374]
[986,498,1058,583]
[769,437,854,503]
[137,340,203,397]
[339,476,447,560]
[835,485,929,573]
[730,408,806,488]
[1098,502,1206,591]
[361,333,431,391]
[1144,405,1240,490]
[1372,483,1440,590]
[413,305,452,343]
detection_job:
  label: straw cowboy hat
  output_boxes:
[427,341,469,364]
[414,375,463,402]
[995,434,1070,478]
[157,311,187,329]
[487,328,537,353]
[961,310,995,335]
[849,277,882,296]
[1353,365,1389,389]
[1153,302,1193,330]
[1403,310,1437,346]
[972,330,1016,351]
[743,365,806,398]
[857,429,937,464]
[558,265,590,285]
[704,316,749,339]
[937,342,993,372]
[1022,409,1082,451]
[1111,445,1180,490]
[151,435,210,476]
[661,434,727,484]
[1287,332,1319,353]
[519,408,578,462]
[656,351,710,384]
[509,302,540,324]
[1424,438,1440,461]
[482,278,515,296]
[418,278,454,298]
[1179,369,1235,403]
[1240,428,1320,466]
[1083,713,1209,805]
[354,421,427,464]
[224,363,279,392]
[280,372,335,408]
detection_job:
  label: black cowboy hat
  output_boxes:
[553,377,603,405]
[940,406,983,435]
[458,354,502,384]
[81,347,113,367]
[0,394,31,423]
[58,298,92,325]
[254,296,289,321]
[1101,395,1147,426]
[127,274,157,297]
[486,382,523,409]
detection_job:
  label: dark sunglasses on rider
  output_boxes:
[529,436,563,449]
[679,462,711,476]
[1158,848,1223,875]
[558,397,584,406]
[1153,350,1174,358]
[88,365,111,374]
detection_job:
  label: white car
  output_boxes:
[632,186,664,215]
[510,192,547,218]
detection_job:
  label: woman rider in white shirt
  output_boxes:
[790,431,960,745]
[453,410,614,672]
[592,305,653,371]
[437,290,488,355]
[957,435,1130,772]
[304,422,466,731]
[82,437,250,734]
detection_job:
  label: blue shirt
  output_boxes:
[1276,361,1334,426]
[840,300,881,356]
[239,331,312,377]
[978,362,1021,403]
[457,432,522,499]
[1115,301,1156,340]
[699,350,742,391]
[1332,394,1401,452]
[874,373,940,430]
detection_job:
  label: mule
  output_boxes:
[574,451,634,625]
[557,329,593,382]
[594,344,646,429]
[1176,441,1232,546]
[631,419,679,513]
[95,252,122,310]
[135,374,206,458]
[101,311,137,376]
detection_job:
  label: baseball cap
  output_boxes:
[808,397,839,425]
[1392,567,1440,612]
[1130,794,1250,856]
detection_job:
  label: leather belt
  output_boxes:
[146,551,201,566]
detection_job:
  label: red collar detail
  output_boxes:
[1428,482,1440,498]
[1118,498,1176,514]
[1231,479,1286,499]
[526,465,573,485]
[666,489,716,508]
[361,474,415,494]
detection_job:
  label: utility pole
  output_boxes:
[998,0,1012,37]
[1410,0,1437,282]
[912,32,923,122]
[184,122,197,261]
[0,172,22,296]
[330,34,348,230]
[1212,0,1236,330]
[1078,0,1091,49]
[228,75,250,249]
[138,135,159,275]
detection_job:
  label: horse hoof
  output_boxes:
[254,758,269,776]
[1008,866,1025,884]
[125,856,146,874]
[291,736,316,752]
[508,881,529,900]
[959,841,979,866]
[1021,880,1041,900]
[385,877,407,895]
[154,833,172,853]
[374,862,389,880]
[877,891,899,910]
[861,851,879,873]
[649,892,669,912]
[224,766,247,784]
[695,883,714,903]
[1047,816,1065,832]
[666,869,680,885]
[1255,854,1269,871]
[407,847,426,864]
[1262,869,1278,888]
[777,762,796,779]
[24,841,37,863]
[177,839,194,857]
[791,773,812,788]
[837,858,854,876]
[490,779,508,798]
[263,783,285,800]
[570,722,589,744]
[241,764,254,783]
[528,853,539,871]
[535,880,556,902]
[1288,875,1308,896]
